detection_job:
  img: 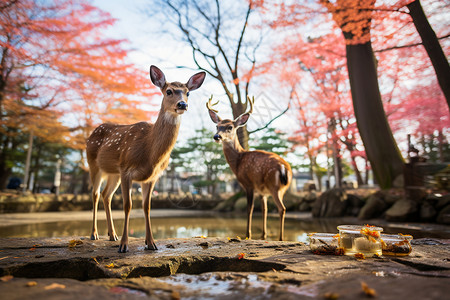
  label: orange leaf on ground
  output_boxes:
[237,253,245,260]
[105,263,115,268]
[44,283,66,290]
[26,281,37,287]
[0,275,13,282]
[361,281,376,297]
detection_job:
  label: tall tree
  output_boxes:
[0,0,158,189]
[406,0,450,109]
[318,0,405,189]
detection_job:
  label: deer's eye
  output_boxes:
[187,91,190,97]
[226,126,233,131]
[166,90,173,96]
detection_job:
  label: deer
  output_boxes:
[206,96,292,241]
[86,65,206,252]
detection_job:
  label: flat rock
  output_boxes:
[0,236,449,299]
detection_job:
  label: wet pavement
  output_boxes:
[0,235,449,299]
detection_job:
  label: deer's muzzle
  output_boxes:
[177,101,188,110]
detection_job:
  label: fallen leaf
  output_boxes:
[26,281,37,287]
[324,292,340,299]
[0,275,13,282]
[92,257,99,264]
[171,291,181,300]
[237,253,245,260]
[354,253,365,259]
[44,283,66,290]
[29,247,36,252]
[361,281,376,297]
[68,240,83,248]
[105,263,115,268]
[0,256,10,261]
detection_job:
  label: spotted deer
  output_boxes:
[207,96,292,241]
[86,66,206,252]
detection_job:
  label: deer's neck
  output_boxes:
[222,137,245,174]
[148,110,181,160]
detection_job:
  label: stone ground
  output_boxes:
[0,235,449,299]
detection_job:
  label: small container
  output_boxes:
[381,234,413,256]
[308,233,343,255]
[337,225,383,257]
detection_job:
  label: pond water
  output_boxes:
[1,212,449,242]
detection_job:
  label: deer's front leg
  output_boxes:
[246,189,254,240]
[118,175,132,253]
[141,181,157,250]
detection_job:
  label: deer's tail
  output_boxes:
[279,164,290,186]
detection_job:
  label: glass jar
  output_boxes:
[337,225,383,257]
[308,233,343,255]
[381,234,413,256]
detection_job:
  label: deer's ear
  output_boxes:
[234,113,250,128]
[187,72,206,91]
[208,110,221,124]
[150,65,166,89]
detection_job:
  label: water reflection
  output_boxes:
[1,214,449,241]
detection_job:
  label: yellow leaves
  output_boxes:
[194,235,207,239]
[324,292,340,300]
[68,239,83,249]
[361,281,376,297]
[105,263,115,269]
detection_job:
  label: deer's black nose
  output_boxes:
[214,134,221,141]
[177,101,188,110]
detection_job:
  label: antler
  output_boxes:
[206,95,219,113]
[246,96,255,114]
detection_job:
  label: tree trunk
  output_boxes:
[350,155,364,186]
[231,99,249,150]
[344,39,405,189]
[407,0,450,109]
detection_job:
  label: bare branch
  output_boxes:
[248,98,291,134]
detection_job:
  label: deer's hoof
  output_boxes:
[118,244,128,253]
[109,234,118,241]
[91,233,99,240]
[145,242,158,251]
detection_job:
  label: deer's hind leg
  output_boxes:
[260,196,268,240]
[101,174,121,241]
[90,168,103,240]
[271,189,286,241]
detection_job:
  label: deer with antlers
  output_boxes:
[207,96,292,241]
[86,66,206,252]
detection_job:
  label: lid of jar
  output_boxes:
[337,225,383,232]
[380,233,413,240]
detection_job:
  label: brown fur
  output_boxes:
[87,66,205,252]
[208,100,292,241]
